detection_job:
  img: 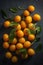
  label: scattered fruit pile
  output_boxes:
[2,5,41,63]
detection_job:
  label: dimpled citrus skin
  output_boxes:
[11,56,18,63]
[3,42,9,49]
[23,28,28,36]
[3,5,41,61]
[12,38,17,44]
[24,41,31,48]
[16,43,23,49]
[28,23,35,30]
[21,21,26,29]
[19,37,25,44]
[23,10,30,16]
[28,34,35,41]
[3,34,9,42]
[16,24,21,30]
[25,16,32,24]
[33,14,41,21]
[14,15,21,22]
[28,5,35,12]
[28,48,35,56]
[4,21,10,28]
[16,30,24,38]
[9,45,16,51]
[5,52,12,59]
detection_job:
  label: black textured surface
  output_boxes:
[0,0,43,65]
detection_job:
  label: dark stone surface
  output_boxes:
[0,0,43,65]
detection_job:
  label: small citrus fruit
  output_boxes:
[14,15,21,22]
[33,14,41,21]
[25,16,32,24]
[5,52,12,59]
[28,5,35,12]
[16,24,21,30]
[28,48,35,56]
[16,43,23,49]
[11,56,18,63]
[3,42,9,49]
[23,10,30,16]
[3,34,9,42]
[23,28,28,35]
[9,45,16,51]
[12,38,17,44]
[21,21,26,29]
[28,23,35,30]
[19,37,25,44]
[4,21,10,28]
[24,41,31,48]
[28,34,35,41]
[16,30,24,38]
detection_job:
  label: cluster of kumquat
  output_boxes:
[3,5,41,63]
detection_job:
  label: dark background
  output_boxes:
[0,0,43,65]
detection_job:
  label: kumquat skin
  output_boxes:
[2,4,41,63]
